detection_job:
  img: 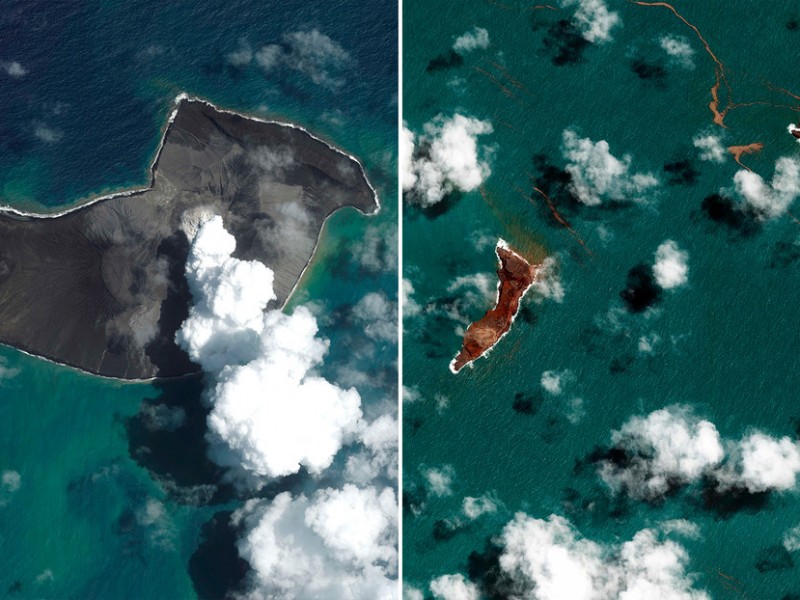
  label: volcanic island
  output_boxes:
[450,240,541,374]
[0,96,378,379]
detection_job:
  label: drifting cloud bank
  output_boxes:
[561,129,658,206]
[235,486,397,599]
[599,405,800,500]
[431,514,708,600]
[402,115,494,207]
[178,215,396,598]
[226,30,353,90]
[693,132,726,163]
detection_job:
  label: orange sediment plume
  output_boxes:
[631,1,730,127]
[727,142,763,171]
[520,185,592,256]
[529,4,559,10]
[472,66,523,104]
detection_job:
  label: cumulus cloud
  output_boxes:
[652,240,689,290]
[235,486,397,599]
[530,256,565,303]
[0,357,19,381]
[541,370,572,395]
[352,292,398,342]
[403,115,494,207]
[562,129,658,206]
[601,406,800,500]
[731,156,800,219]
[599,405,724,501]
[227,39,254,66]
[424,465,456,497]
[355,225,398,273]
[430,574,481,600]
[462,494,498,520]
[453,27,490,53]
[693,132,726,163]
[784,523,800,553]
[34,123,62,144]
[560,0,621,44]
[0,470,21,506]
[176,216,363,481]
[498,514,709,600]
[1,60,27,77]
[346,414,399,485]
[716,432,800,494]
[659,34,695,69]
[402,279,422,320]
[254,29,353,89]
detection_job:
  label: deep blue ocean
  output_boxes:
[403,2,800,598]
[0,0,396,597]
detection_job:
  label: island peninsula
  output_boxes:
[0,96,378,379]
[450,240,540,374]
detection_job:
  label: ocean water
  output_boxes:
[0,0,397,597]
[403,2,800,598]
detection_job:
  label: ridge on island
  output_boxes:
[450,240,540,374]
[0,96,378,380]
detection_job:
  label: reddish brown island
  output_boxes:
[790,123,800,140]
[450,239,541,374]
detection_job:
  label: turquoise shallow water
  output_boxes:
[403,2,800,598]
[0,0,396,597]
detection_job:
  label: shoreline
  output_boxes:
[0,92,381,220]
[449,239,540,374]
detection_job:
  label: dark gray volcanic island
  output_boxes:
[0,98,377,379]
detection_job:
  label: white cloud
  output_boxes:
[659,34,695,69]
[137,498,176,550]
[599,406,724,501]
[653,240,689,290]
[453,28,490,53]
[176,216,363,481]
[784,523,800,553]
[424,465,456,497]
[560,0,621,44]
[430,574,480,600]
[1,60,27,77]
[638,332,661,355]
[716,432,800,494]
[403,385,422,403]
[404,584,425,600]
[562,129,658,206]
[602,406,800,500]
[404,115,494,207]
[732,156,800,219]
[693,133,726,163]
[355,225,398,273]
[530,257,564,303]
[254,29,353,90]
[0,470,20,506]
[498,514,709,600]
[346,414,398,485]
[235,486,397,599]
[444,272,497,324]
[462,494,498,520]
[352,292,398,342]
[227,39,254,66]
[0,357,19,381]
[541,370,570,395]
[34,123,62,144]
[402,279,422,319]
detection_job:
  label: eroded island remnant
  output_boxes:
[0,96,378,379]
[450,239,540,374]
